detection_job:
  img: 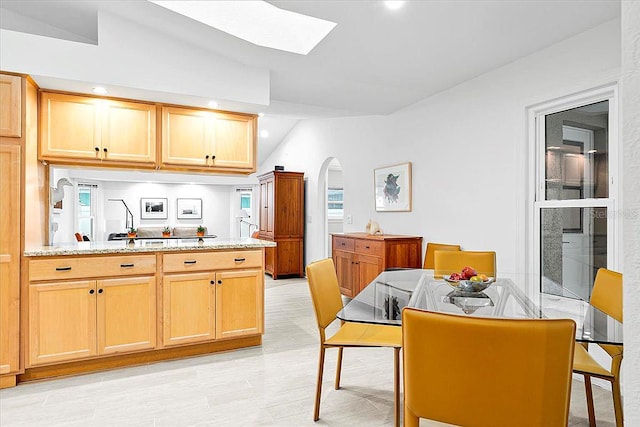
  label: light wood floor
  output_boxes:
[0,276,617,426]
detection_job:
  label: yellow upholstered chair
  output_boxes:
[423,242,461,269]
[305,258,402,426]
[433,250,496,278]
[402,308,576,427]
[573,268,623,427]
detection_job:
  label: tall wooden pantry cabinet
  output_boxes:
[258,171,304,279]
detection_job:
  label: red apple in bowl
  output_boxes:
[461,266,477,280]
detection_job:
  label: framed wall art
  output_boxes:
[374,162,412,212]
[177,198,202,219]
[140,197,168,219]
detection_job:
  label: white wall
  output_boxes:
[260,19,621,281]
[621,2,640,424]
[101,182,233,240]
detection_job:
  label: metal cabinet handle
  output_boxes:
[120,263,134,268]
[184,260,197,264]
[210,280,215,285]
[98,289,103,294]
[103,147,108,153]
[205,155,210,160]
[56,266,72,271]
[365,246,370,249]
[234,258,246,262]
[89,289,95,294]
[94,147,100,152]
[211,155,216,160]
[217,280,222,285]
[341,242,345,246]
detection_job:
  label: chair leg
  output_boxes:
[404,405,419,427]
[314,345,326,421]
[335,346,343,390]
[394,347,400,427]
[584,375,596,427]
[612,378,624,427]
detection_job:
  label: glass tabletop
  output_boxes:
[336,269,623,345]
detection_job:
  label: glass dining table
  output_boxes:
[337,269,623,345]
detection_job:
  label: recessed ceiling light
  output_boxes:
[384,1,406,11]
[208,101,219,108]
[260,130,269,138]
[150,1,336,55]
[93,86,107,95]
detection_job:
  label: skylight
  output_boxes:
[149,1,337,55]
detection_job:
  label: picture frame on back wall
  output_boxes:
[140,198,168,220]
[177,198,203,219]
[374,162,412,212]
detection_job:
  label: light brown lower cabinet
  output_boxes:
[28,276,156,366]
[162,269,263,346]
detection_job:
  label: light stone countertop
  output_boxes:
[24,238,276,257]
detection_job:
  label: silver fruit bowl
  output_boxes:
[443,275,495,293]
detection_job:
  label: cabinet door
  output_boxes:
[259,179,274,237]
[212,113,255,170]
[215,269,263,339]
[97,276,156,355]
[162,272,215,346]
[333,250,355,298]
[161,107,211,167]
[102,100,156,164]
[274,174,304,237]
[0,144,20,375]
[28,280,97,366]
[274,238,303,278]
[0,74,21,138]
[40,92,101,160]
[356,254,383,295]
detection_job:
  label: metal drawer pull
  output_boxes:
[365,246,370,249]
[120,263,134,268]
[184,260,197,264]
[234,258,246,262]
[56,266,72,271]
[341,242,345,246]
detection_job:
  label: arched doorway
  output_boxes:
[324,158,344,257]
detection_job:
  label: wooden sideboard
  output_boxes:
[332,233,422,297]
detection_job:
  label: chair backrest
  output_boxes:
[74,232,83,242]
[305,258,345,331]
[433,250,496,278]
[423,242,461,269]
[590,268,622,323]
[402,308,576,427]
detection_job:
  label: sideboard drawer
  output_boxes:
[355,240,384,256]
[163,250,262,273]
[29,255,156,281]
[333,236,355,252]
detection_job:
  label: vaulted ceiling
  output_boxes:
[0,0,621,163]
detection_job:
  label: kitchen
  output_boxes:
[1,1,639,426]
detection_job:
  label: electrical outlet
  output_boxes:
[346,214,353,224]
[307,215,312,223]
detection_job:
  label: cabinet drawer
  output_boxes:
[333,237,355,252]
[355,240,384,256]
[163,250,262,273]
[29,255,156,281]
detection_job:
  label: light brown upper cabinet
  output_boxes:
[161,106,257,174]
[40,92,156,167]
[0,74,22,138]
